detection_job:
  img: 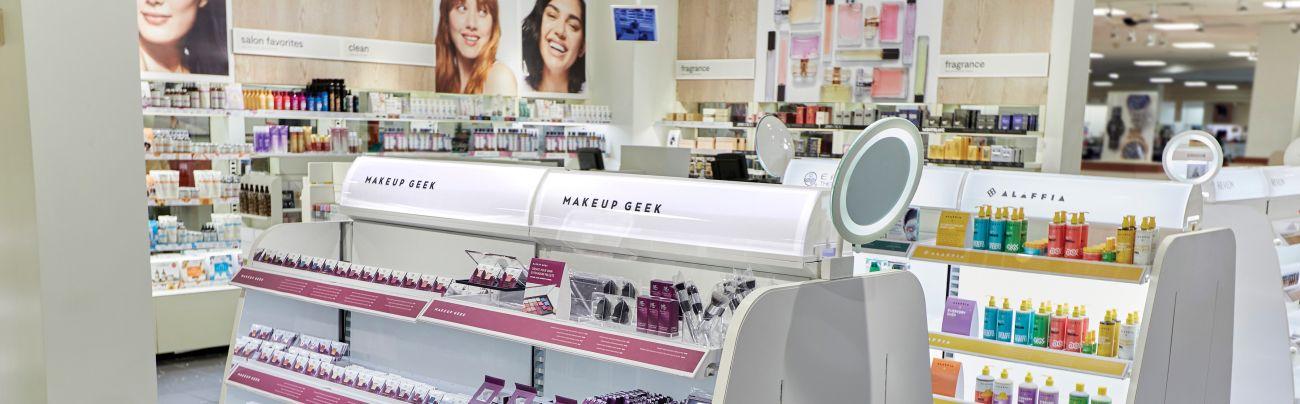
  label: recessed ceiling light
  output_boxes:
[1228,51,1253,57]
[1109,73,1120,79]
[1134,60,1167,67]
[1094,81,1114,87]
[1150,77,1174,84]
[1153,22,1202,31]
[1090,52,1105,59]
[1185,81,1207,87]
[1093,7,1127,16]
[1217,84,1239,90]
[1263,1,1300,8]
[1173,42,1215,49]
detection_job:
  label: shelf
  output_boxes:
[419,297,719,378]
[152,284,240,298]
[927,332,1130,379]
[226,359,409,404]
[148,197,239,207]
[251,152,363,159]
[910,242,1149,283]
[925,159,1026,169]
[245,109,609,125]
[151,240,240,253]
[232,264,435,322]
[923,130,1043,139]
[146,153,250,161]
[655,120,739,130]
[142,107,236,117]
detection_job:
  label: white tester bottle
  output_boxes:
[1117,311,1140,360]
[1037,376,1059,404]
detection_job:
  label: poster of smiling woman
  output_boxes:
[519,0,588,98]
[434,0,588,98]
[137,0,233,81]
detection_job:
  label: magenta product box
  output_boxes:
[941,297,978,336]
[654,297,679,336]
[646,296,661,335]
[650,280,674,299]
[636,296,650,333]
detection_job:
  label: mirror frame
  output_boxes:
[830,117,925,245]
[754,114,795,178]
[1161,130,1223,185]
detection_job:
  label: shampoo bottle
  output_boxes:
[1134,216,1156,265]
[983,296,999,340]
[1116,215,1136,264]
[975,366,996,404]
[1078,212,1091,250]
[1118,311,1140,360]
[1048,304,1067,350]
[1016,373,1038,404]
[1081,330,1097,355]
[1005,208,1024,253]
[1065,306,1084,353]
[1097,309,1118,357]
[1018,208,1029,247]
[1013,299,1034,345]
[1038,377,1059,404]
[989,207,1007,252]
[1064,213,1082,259]
[1068,383,1090,404]
[993,369,1015,400]
[1092,387,1112,404]
[1032,302,1051,348]
[1048,211,1066,257]
[973,206,991,250]
[996,298,1015,343]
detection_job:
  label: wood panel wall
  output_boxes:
[937,0,1053,105]
[232,0,436,91]
[676,0,756,103]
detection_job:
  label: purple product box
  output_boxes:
[941,297,978,336]
[999,115,1012,131]
[1012,114,1026,132]
[656,297,679,336]
[636,296,650,333]
[650,280,675,299]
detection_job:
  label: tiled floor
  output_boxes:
[157,348,228,404]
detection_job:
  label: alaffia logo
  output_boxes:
[985,187,1066,202]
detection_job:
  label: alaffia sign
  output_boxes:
[935,53,1049,78]
[674,59,755,80]
[233,28,436,67]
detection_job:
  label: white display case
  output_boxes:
[221,157,933,403]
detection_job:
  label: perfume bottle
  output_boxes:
[791,59,817,85]
[819,66,852,102]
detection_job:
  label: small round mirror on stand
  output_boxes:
[1161,130,1223,185]
[754,114,796,179]
[830,117,925,245]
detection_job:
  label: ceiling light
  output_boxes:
[1263,1,1300,9]
[1217,84,1239,90]
[1185,81,1207,87]
[1109,73,1120,79]
[1173,42,1215,49]
[1094,7,1127,16]
[1134,60,1167,67]
[1090,52,1105,59]
[1150,77,1174,84]
[1094,81,1115,87]
[1228,51,1253,57]
[1153,22,1202,31]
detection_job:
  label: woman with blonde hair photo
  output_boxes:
[436,0,518,95]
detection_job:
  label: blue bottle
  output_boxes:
[983,296,999,340]
[1013,299,1034,345]
[988,207,1007,252]
[972,205,991,250]
[996,298,1014,343]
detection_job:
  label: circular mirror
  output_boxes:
[754,114,796,178]
[830,117,925,244]
[1161,130,1223,185]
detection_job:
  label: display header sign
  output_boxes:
[935,53,1049,78]
[1264,166,1300,198]
[1209,167,1271,202]
[960,170,1196,228]
[675,59,756,80]
[233,28,436,67]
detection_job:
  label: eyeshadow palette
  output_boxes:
[521,295,554,316]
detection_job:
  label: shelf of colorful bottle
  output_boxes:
[909,242,1150,284]
[147,196,239,207]
[921,130,1044,139]
[418,295,720,379]
[655,120,742,130]
[145,152,251,161]
[142,107,239,117]
[231,263,437,322]
[152,284,241,298]
[927,332,1131,379]
[245,109,610,125]
[225,358,411,404]
[250,152,364,159]
[925,159,1027,169]
[150,240,240,253]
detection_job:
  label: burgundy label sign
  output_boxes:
[526,258,566,287]
[233,267,428,319]
[423,300,705,374]
[227,365,367,404]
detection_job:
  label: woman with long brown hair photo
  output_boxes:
[436,0,518,95]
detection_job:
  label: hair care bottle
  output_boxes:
[1014,299,1034,345]
[989,207,1007,252]
[1116,215,1136,264]
[1082,330,1097,355]
[1005,208,1024,253]
[1048,211,1067,257]
[1049,304,1067,350]
[1032,302,1051,348]
[993,369,1015,401]
[1064,213,1082,259]
[1097,309,1118,357]
[996,298,1015,343]
[1134,216,1156,265]
[1078,212,1091,250]
[973,205,991,250]
[1118,311,1139,360]
[1018,208,1029,247]
[1038,377,1059,404]
[984,296,1000,341]
[1017,373,1038,404]
[1091,387,1112,404]
[1065,306,1084,353]
[1068,384,1089,404]
[976,366,996,404]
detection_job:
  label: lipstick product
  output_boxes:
[1048,211,1066,257]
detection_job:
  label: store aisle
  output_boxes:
[157,348,227,404]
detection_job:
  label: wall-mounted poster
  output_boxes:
[435,0,521,95]
[519,0,589,97]
[434,0,588,99]
[137,0,233,81]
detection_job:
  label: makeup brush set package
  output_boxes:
[568,269,759,348]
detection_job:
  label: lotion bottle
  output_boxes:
[1081,330,1097,355]
[989,207,1007,252]
[993,369,1014,400]
[1013,299,1034,345]
[1118,311,1139,360]
[1134,216,1156,265]
[1064,213,1082,259]
[1048,211,1067,257]
[1037,377,1059,404]
[1048,304,1067,350]
[996,298,1015,343]
[1097,309,1118,357]
[1005,208,1024,253]
[1116,215,1136,264]
[983,296,1000,340]
[1016,373,1038,404]
[975,366,996,404]
[1068,384,1089,404]
[1091,387,1112,404]
[1031,302,1051,348]
[1065,305,1084,353]
[973,205,991,250]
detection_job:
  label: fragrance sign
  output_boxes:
[675,59,756,80]
[935,53,1049,78]
[233,28,436,67]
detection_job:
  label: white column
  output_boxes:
[0,0,157,402]
[1041,0,1093,174]
[1246,24,1300,159]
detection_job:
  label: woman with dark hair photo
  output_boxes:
[521,0,587,94]
[137,0,229,76]
[436,0,518,95]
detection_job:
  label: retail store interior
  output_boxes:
[7,0,1300,403]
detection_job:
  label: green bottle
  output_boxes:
[1069,383,1090,404]
[1004,208,1024,253]
[1031,302,1051,348]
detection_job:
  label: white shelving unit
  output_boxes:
[221,157,934,403]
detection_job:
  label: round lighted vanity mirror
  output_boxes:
[754,114,796,178]
[1161,130,1223,185]
[830,117,925,245]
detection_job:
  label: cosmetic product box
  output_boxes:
[1011,114,1026,132]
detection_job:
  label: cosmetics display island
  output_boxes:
[221,156,937,403]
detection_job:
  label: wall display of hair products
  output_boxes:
[151,248,240,291]
[145,128,252,159]
[146,169,240,203]
[769,0,919,103]
[932,361,1118,404]
[142,81,237,110]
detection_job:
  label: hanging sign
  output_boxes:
[675,59,756,80]
[233,28,436,67]
[935,53,1049,78]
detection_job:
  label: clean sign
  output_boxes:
[936,53,1049,78]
